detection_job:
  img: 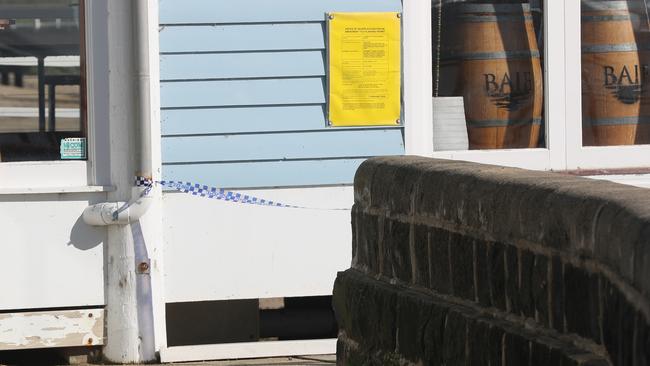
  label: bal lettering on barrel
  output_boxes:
[437,3,543,149]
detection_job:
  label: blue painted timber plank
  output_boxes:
[162,129,405,163]
[161,106,327,135]
[161,78,325,108]
[162,158,369,188]
[159,24,325,53]
[159,0,402,24]
[160,51,325,80]
[160,0,402,24]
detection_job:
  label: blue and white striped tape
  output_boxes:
[135,176,349,211]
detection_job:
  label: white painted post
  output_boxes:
[402,0,434,156]
[103,0,140,360]
[102,0,159,362]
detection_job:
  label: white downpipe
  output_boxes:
[82,0,157,363]
[82,0,153,227]
[82,187,152,225]
[136,0,153,179]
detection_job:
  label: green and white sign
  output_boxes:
[60,138,87,160]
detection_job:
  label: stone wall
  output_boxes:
[333,157,650,366]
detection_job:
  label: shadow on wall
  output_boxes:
[68,214,103,250]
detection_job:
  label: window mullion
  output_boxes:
[564,0,583,170]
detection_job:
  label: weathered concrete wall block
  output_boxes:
[334,157,650,366]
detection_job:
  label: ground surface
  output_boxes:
[134,355,337,365]
[0,74,80,133]
[0,351,336,366]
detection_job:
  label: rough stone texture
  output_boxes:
[413,224,430,288]
[532,254,549,326]
[336,157,650,366]
[334,270,611,366]
[449,234,475,301]
[488,242,507,312]
[551,255,566,334]
[429,227,452,295]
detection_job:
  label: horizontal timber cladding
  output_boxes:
[161,78,326,108]
[162,130,404,163]
[159,0,404,189]
[163,159,368,189]
[161,106,327,135]
[160,51,325,81]
[159,24,326,53]
[159,0,402,24]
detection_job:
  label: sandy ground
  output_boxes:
[0,116,79,132]
[0,354,337,366]
[0,74,80,133]
[130,355,337,366]
[0,74,79,108]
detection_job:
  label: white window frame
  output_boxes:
[0,1,111,192]
[404,0,650,172]
[564,0,650,170]
[403,0,563,171]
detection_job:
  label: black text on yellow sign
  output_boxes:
[327,12,401,127]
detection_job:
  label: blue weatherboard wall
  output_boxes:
[159,0,405,188]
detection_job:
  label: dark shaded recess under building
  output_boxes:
[166,295,338,347]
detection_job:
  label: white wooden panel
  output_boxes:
[162,186,353,303]
[161,339,336,363]
[431,148,552,171]
[545,0,568,171]
[567,145,650,170]
[0,309,104,350]
[403,0,434,156]
[0,194,106,310]
[0,186,114,194]
[0,161,88,188]
[588,174,650,189]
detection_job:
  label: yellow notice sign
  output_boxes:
[328,12,401,126]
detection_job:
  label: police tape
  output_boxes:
[135,176,350,211]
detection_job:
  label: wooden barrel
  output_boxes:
[582,0,650,146]
[439,3,543,149]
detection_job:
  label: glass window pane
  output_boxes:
[0,0,86,162]
[432,0,545,150]
[582,0,650,146]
